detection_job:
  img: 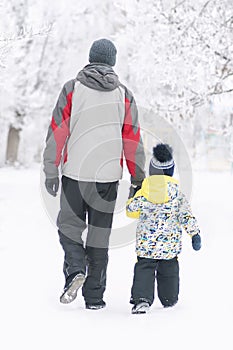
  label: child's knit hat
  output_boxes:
[149,144,175,177]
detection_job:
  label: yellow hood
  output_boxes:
[135,175,179,204]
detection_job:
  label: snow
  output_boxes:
[0,165,233,350]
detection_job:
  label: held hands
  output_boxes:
[192,233,201,251]
[128,184,141,199]
[45,177,59,197]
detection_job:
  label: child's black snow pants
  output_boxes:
[130,256,179,307]
[57,176,118,304]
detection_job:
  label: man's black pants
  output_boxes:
[130,256,179,307]
[57,176,118,304]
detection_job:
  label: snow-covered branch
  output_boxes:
[0,22,53,70]
[182,0,213,34]
[0,23,53,43]
[171,0,187,11]
[209,88,233,96]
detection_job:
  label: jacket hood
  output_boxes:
[137,175,179,204]
[76,63,119,91]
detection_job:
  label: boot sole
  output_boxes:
[132,302,150,314]
[86,303,106,310]
[60,274,86,304]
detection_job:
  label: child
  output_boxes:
[126,144,201,314]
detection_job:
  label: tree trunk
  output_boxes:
[6,125,21,164]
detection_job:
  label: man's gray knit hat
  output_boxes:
[89,39,117,66]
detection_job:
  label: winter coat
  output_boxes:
[126,175,200,260]
[43,63,145,184]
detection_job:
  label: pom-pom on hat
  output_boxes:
[89,38,117,66]
[149,144,175,177]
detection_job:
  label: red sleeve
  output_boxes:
[122,88,145,184]
[43,80,74,178]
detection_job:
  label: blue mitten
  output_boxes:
[192,234,201,251]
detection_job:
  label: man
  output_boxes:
[43,38,145,310]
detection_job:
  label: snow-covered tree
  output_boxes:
[112,0,233,168]
[116,0,233,124]
[0,0,127,166]
[0,0,232,169]
[0,0,52,165]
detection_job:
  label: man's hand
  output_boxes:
[45,177,59,197]
[128,184,141,199]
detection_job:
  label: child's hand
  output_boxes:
[192,234,201,251]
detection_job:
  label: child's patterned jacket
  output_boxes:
[126,175,200,260]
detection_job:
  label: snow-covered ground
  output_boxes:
[0,165,232,350]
